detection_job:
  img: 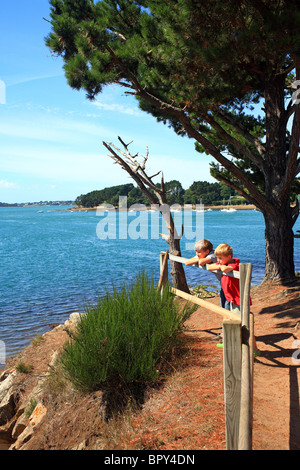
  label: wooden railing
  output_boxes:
[159,251,254,450]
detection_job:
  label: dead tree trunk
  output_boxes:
[103,137,190,293]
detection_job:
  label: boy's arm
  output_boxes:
[185,257,215,267]
[185,256,199,266]
[206,263,220,271]
[220,265,234,273]
[198,257,213,266]
[207,263,234,273]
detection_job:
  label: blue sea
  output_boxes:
[1,206,300,360]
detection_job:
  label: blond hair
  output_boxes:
[194,239,213,252]
[214,243,233,257]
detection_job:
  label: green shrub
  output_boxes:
[16,362,33,374]
[25,398,38,418]
[59,272,196,391]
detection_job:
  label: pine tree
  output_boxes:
[45,0,300,282]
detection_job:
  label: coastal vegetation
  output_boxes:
[58,272,196,392]
[46,0,300,282]
[75,180,243,208]
[0,201,74,207]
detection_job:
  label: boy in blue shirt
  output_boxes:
[185,239,226,308]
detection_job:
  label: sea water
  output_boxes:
[1,206,299,360]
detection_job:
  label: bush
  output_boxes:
[16,362,33,374]
[59,272,196,391]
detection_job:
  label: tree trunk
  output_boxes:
[159,204,190,293]
[263,205,295,282]
[167,235,190,293]
[262,73,296,283]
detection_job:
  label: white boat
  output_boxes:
[221,197,237,212]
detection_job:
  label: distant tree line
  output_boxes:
[0,202,18,207]
[75,181,247,208]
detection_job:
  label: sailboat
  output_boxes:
[220,197,237,213]
[194,198,206,212]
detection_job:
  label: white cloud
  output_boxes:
[0,114,117,146]
[0,145,126,185]
[7,73,64,88]
[0,179,18,189]
[92,100,142,116]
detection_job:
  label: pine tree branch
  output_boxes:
[104,45,270,210]
[284,101,297,124]
[204,112,264,170]
[278,61,300,200]
[212,172,258,206]
[292,199,299,227]
[105,46,186,116]
[178,112,270,210]
[216,109,266,158]
[249,0,272,21]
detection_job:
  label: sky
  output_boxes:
[0,0,215,204]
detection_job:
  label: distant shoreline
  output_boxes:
[0,203,74,208]
[65,204,257,212]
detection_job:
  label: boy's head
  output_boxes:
[194,239,213,259]
[215,243,233,265]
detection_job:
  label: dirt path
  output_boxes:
[183,280,300,450]
[248,281,300,450]
[2,280,300,450]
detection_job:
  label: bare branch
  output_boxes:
[103,137,190,292]
[149,171,161,180]
[159,232,170,243]
[113,31,126,42]
[103,141,158,205]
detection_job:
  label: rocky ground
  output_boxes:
[1,279,299,451]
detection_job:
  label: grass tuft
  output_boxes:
[59,272,196,392]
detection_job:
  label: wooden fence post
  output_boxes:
[238,263,253,450]
[158,250,169,292]
[223,319,242,450]
[249,311,254,421]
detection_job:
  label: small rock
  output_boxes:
[72,440,87,450]
[64,312,85,330]
[0,371,17,426]
[10,403,47,450]
[68,312,83,324]
[11,413,28,439]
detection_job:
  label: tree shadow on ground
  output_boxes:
[258,298,300,323]
[255,331,300,450]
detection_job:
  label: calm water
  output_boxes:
[1,206,299,360]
